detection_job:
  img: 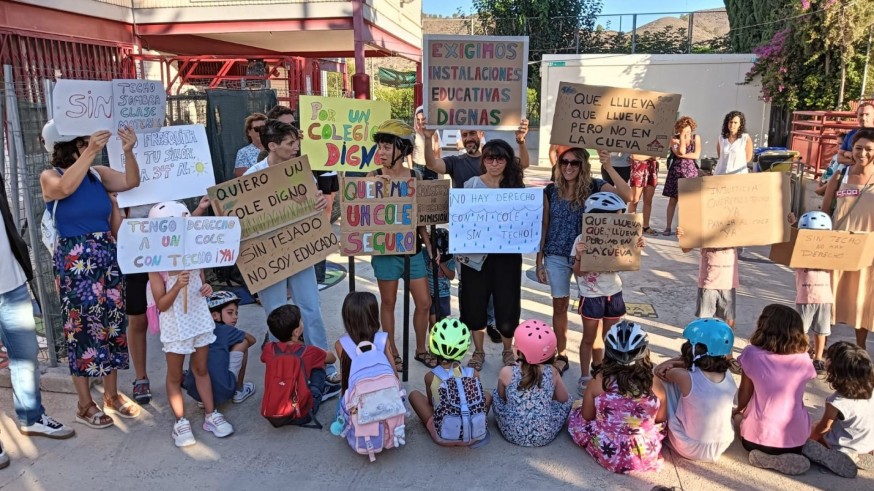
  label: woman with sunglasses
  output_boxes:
[535,147,630,375]
[459,140,526,370]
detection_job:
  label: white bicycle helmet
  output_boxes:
[584,191,626,214]
[41,119,80,153]
[207,291,241,312]
[604,319,649,365]
[798,211,832,230]
[148,201,190,219]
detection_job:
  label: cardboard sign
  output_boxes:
[423,35,529,130]
[208,156,320,239]
[237,213,339,292]
[679,173,791,249]
[550,83,681,157]
[417,180,450,225]
[770,228,874,271]
[300,96,391,172]
[112,80,166,133]
[116,217,241,274]
[577,214,643,272]
[108,124,215,208]
[52,79,166,135]
[448,188,543,254]
[340,176,418,256]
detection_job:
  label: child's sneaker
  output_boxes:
[172,418,196,447]
[0,440,9,469]
[132,378,152,404]
[326,371,341,385]
[203,411,234,438]
[577,375,593,397]
[802,440,857,478]
[321,382,342,402]
[748,450,810,475]
[232,382,256,404]
[19,413,75,439]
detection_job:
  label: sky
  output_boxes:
[422,0,726,17]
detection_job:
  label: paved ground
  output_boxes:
[1,165,872,491]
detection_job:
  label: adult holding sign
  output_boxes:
[39,120,143,428]
[821,128,874,349]
[662,116,701,236]
[366,120,434,370]
[459,140,526,370]
[243,119,335,379]
[535,147,629,374]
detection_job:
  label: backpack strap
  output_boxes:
[373,331,388,354]
[339,335,359,361]
[453,375,472,444]
[431,365,452,382]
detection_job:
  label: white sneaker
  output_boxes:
[232,382,256,404]
[0,440,9,469]
[19,414,75,439]
[172,418,196,447]
[203,411,234,438]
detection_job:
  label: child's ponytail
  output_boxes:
[518,356,548,391]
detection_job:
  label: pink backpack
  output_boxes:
[336,332,407,462]
[144,272,169,335]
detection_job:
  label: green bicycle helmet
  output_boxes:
[429,318,471,361]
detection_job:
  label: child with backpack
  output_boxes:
[654,318,737,462]
[492,320,571,447]
[409,317,491,447]
[427,227,456,323]
[805,341,874,477]
[734,304,816,475]
[147,201,234,447]
[183,291,257,407]
[573,192,646,395]
[332,292,407,461]
[568,320,666,473]
[260,305,341,428]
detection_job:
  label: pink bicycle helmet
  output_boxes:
[514,320,557,364]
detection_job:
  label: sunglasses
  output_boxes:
[559,159,583,168]
[484,156,506,165]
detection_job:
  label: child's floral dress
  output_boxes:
[492,364,572,446]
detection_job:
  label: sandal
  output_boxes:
[75,401,114,429]
[467,350,485,371]
[392,353,404,373]
[643,227,659,236]
[103,394,141,419]
[414,351,439,368]
[728,358,742,375]
[553,354,570,375]
[661,229,674,236]
[502,349,516,367]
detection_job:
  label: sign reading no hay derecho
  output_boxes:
[550,82,681,157]
[423,35,529,130]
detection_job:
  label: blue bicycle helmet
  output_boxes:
[683,318,734,357]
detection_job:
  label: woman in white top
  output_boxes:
[715,111,753,175]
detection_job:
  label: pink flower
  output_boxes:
[91,282,103,297]
[82,347,98,360]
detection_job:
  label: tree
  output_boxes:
[471,0,604,90]
[723,0,792,52]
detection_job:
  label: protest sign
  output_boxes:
[300,96,391,172]
[423,35,529,130]
[52,79,166,135]
[448,188,543,254]
[116,216,241,274]
[340,176,418,256]
[550,83,681,157]
[417,180,450,225]
[678,173,790,249]
[770,228,874,271]
[237,213,339,292]
[112,79,166,133]
[577,214,643,272]
[208,156,320,239]
[108,124,215,208]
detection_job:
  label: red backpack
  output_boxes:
[261,342,318,428]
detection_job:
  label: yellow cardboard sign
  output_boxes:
[300,96,391,172]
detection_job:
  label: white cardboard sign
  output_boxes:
[52,79,166,135]
[448,188,543,253]
[116,217,241,274]
[108,124,215,208]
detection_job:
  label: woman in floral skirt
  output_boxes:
[40,120,143,428]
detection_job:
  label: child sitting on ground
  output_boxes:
[573,192,646,395]
[184,291,257,406]
[427,227,456,323]
[805,341,874,477]
[493,320,571,447]
[654,318,737,462]
[261,305,341,427]
[409,317,492,447]
[568,320,666,473]
[735,304,816,475]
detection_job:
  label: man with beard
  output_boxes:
[421,120,529,342]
